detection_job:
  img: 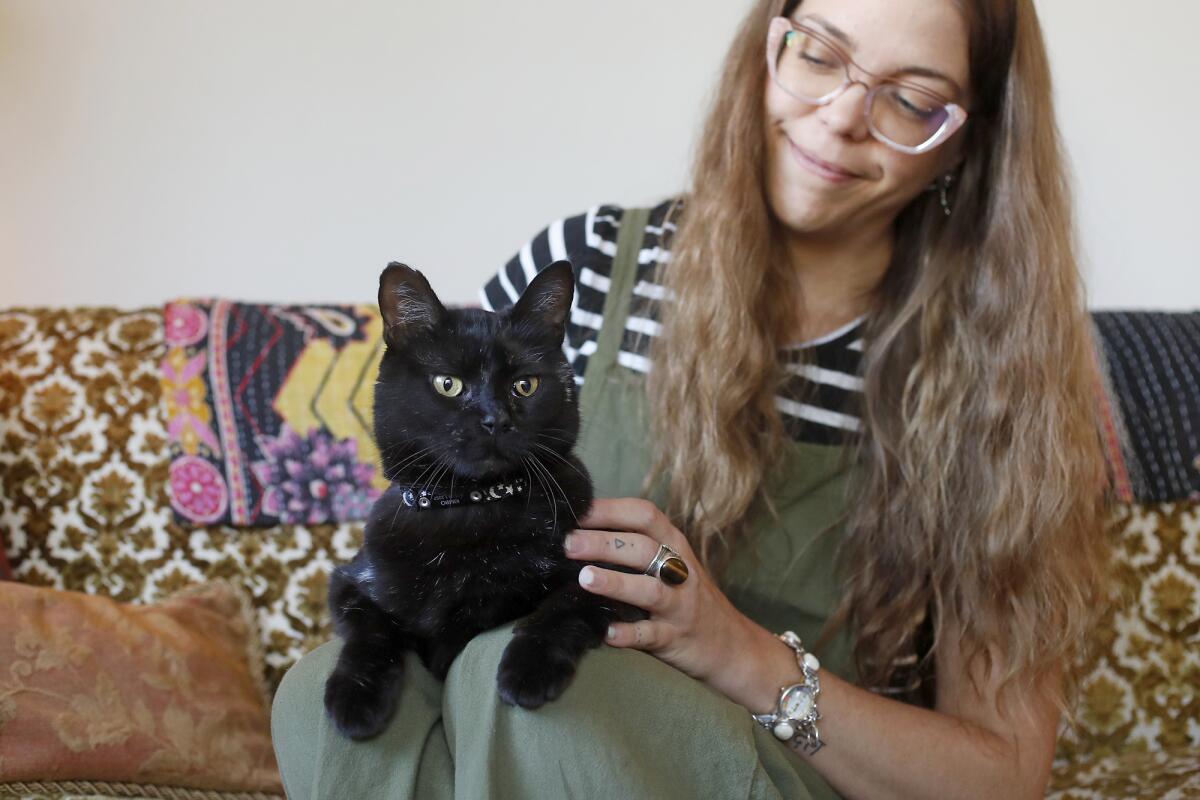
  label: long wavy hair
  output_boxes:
[643,0,1112,711]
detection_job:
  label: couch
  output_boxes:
[0,302,1197,799]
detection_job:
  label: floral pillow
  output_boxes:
[161,299,386,528]
[0,580,282,798]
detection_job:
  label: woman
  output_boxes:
[272,0,1111,797]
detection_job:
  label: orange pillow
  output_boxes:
[0,580,282,797]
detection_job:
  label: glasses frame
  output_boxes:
[766,16,968,155]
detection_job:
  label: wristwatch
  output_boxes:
[751,630,824,755]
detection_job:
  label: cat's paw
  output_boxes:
[496,639,578,709]
[323,670,399,741]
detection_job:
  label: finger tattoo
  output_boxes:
[614,538,626,549]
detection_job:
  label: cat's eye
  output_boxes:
[512,377,539,398]
[432,375,463,398]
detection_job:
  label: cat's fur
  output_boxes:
[323,260,644,741]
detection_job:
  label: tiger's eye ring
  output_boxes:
[643,544,689,586]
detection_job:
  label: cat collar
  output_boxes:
[401,476,529,511]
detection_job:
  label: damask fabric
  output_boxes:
[1049,500,1200,796]
[0,308,354,691]
[1092,312,1200,503]
[161,300,386,528]
[0,532,12,580]
[0,580,281,797]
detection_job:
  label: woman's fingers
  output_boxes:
[563,528,661,571]
[604,619,673,651]
[576,498,690,554]
[578,565,672,613]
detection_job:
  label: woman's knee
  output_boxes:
[271,640,342,799]
[442,626,782,798]
[445,623,744,731]
[273,640,340,731]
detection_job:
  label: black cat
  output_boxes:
[323,260,645,741]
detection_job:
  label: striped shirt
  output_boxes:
[480,200,866,446]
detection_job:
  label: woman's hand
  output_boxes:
[564,497,766,693]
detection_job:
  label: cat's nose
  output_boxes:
[480,413,512,435]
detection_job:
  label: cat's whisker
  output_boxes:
[381,444,433,474]
[530,442,588,482]
[378,435,425,456]
[524,456,556,534]
[419,452,454,495]
[408,449,447,490]
[385,444,440,481]
[378,437,438,466]
[531,453,580,528]
[430,459,455,493]
[522,460,534,511]
[534,431,576,446]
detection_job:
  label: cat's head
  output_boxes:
[373,261,580,483]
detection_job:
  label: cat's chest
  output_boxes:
[399,541,564,634]
[422,540,561,594]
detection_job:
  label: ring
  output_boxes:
[643,544,689,586]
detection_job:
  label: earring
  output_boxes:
[938,173,954,217]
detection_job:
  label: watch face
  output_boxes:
[781,685,814,719]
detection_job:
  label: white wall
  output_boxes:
[2,0,1196,310]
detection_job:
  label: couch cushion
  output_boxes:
[0,580,281,797]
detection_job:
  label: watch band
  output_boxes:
[751,630,824,755]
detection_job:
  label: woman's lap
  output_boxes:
[272,623,836,799]
[271,639,452,800]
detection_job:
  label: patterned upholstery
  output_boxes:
[1048,502,1200,797]
[0,309,354,690]
[0,530,12,580]
[1,305,1198,796]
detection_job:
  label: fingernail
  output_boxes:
[579,566,595,586]
[564,534,580,554]
[606,626,617,640]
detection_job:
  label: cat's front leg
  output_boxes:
[496,581,644,709]
[324,571,413,740]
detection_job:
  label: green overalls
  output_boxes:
[271,208,863,799]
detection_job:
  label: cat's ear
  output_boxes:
[510,261,575,342]
[378,262,446,347]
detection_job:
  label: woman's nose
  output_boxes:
[817,81,872,141]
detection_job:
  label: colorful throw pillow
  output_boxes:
[0,580,282,797]
[161,300,386,528]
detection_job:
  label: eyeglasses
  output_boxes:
[766,17,968,155]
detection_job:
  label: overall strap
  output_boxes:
[578,206,652,420]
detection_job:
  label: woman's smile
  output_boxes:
[785,136,862,184]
